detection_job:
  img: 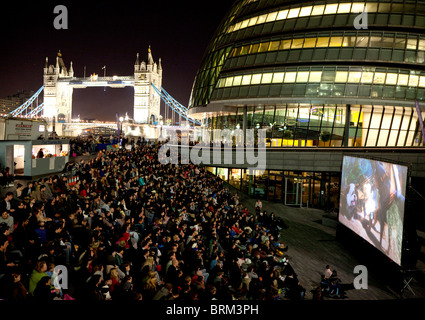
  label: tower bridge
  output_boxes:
[43,48,162,124]
[4,47,201,137]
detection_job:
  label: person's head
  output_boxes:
[110,268,119,280]
[1,211,9,219]
[37,276,51,287]
[35,260,48,273]
[5,192,13,201]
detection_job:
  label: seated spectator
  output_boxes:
[28,261,50,296]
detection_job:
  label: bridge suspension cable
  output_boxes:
[8,83,201,126]
[151,83,201,126]
[8,86,44,117]
[27,102,45,118]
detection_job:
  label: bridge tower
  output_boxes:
[134,46,162,124]
[43,51,74,123]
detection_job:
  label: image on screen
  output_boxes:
[339,156,408,266]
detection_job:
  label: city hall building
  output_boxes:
[188,0,425,211]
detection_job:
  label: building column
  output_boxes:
[344,104,351,147]
[243,106,247,146]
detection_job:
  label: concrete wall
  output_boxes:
[178,145,425,177]
[30,156,68,177]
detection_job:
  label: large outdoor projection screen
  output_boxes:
[339,156,408,266]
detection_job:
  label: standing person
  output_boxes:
[255,199,262,214]
[37,148,44,159]
[324,265,333,280]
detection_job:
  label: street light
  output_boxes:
[118,116,124,147]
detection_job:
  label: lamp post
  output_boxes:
[119,116,124,147]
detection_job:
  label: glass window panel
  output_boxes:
[343,35,356,47]
[311,5,325,15]
[386,73,398,85]
[395,37,406,49]
[365,3,378,12]
[231,75,241,86]
[272,72,285,83]
[322,71,336,82]
[261,73,273,84]
[407,38,417,50]
[251,74,262,85]
[248,17,258,27]
[373,72,386,84]
[217,78,225,88]
[418,40,425,50]
[303,38,317,48]
[325,4,338,14]
[391,4,404,13]
[280,39,292,50]
[233,22,242,31]
[291,39,304,49]
[398,74,409,86]
[299,6,313,17]
[284,72,297,83]
[276,9,289,20]
[329,36,343,47]
[288,8,300,18]
[296,72,309,82]
[242,75,252,85]
[351,3,365,13]
[266,12,278,22]
[225,77,234,87]
[309,71,322,82]
[408,75,419,87]
[240,19,249,29]
[269,40,280,51]
[338,3,352,13]
[249,43,260,54]
[378,3,391,12]
[381,37,394,48]
[335,71,348,82]
[316,37,329,47]
[241,45,250,55]
[257,14,268,24]
[361,72,374,83]
[348,72,362,83]
[366,129,378,146]
[258,42,270,52]
[370,36,382,47]
[419,76,425,88]
[356,36,369,47]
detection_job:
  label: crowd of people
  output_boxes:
[0,138,306,301]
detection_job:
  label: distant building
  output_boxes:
[0,90,41,115]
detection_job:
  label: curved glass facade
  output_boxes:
[189,0,425,148]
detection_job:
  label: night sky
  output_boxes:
[0,1,234,121]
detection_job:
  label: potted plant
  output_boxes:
[282,129,293,139]
[320,131,331,142]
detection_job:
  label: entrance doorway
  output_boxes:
[284,176,310,207]
[13,145,25,175]
[268,174,283,201]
